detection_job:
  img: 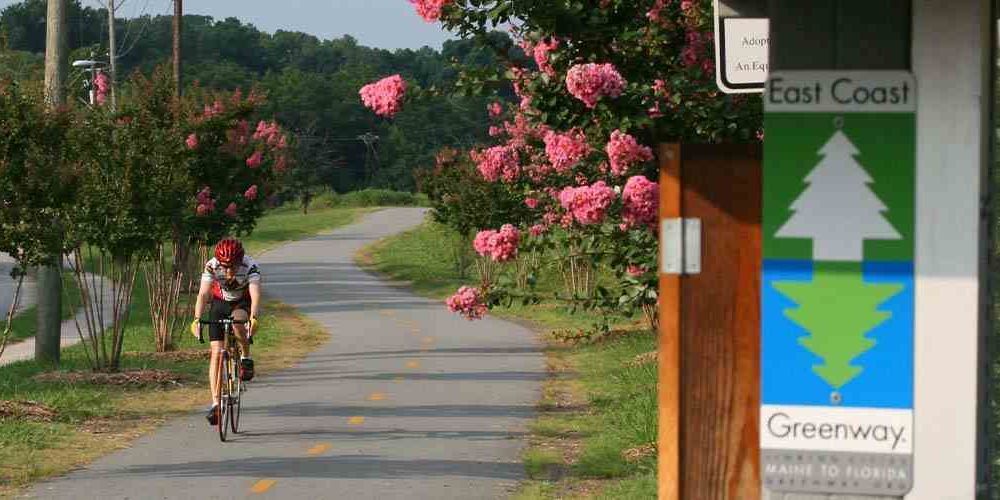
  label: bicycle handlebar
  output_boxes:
[199,319,249,325]
[196,318,251,344]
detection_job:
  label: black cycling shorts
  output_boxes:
[207,296,251,342]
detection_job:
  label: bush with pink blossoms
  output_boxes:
[565,63,626,108]
[621,175,659,228]
[244,184,258,201]
[559,181,616,225]
[606,130,653,176]
[359,74,407,118]
[446,286,488,320]
[185,133,198,150]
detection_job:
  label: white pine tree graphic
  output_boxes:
[776,129,901,261]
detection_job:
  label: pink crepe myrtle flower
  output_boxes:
[529,224,548,237]
[543,129,590,173]
[196,186,212,205]
[275,155,289,172]
[244,185,258,201]
[93,71,110,105]
[533,37,560,76]
[621,175,659,228]
[489,224,520,262]
[472,225,520,262]
[627,264,648,277]
[524,197,539,209]
[446,286,487,320]
[224,202,238,218]
[253,120,283,148]
[473,229,496,257]
[359,74,407,117]
[203,100,224,119]
[606,130,654,176]
[185,133,199,150]
[559,181,616,225]
[565,63,626,108]
[246,150,263,169]
[488,102,503,118]
[647,0,668,24]
[471,145,520,183]
[410,0,452,22]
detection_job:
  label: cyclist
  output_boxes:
[190,237,261,426]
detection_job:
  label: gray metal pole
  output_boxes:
[37,0,67,366]
[107,0,117,109]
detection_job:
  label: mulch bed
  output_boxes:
[622,442,657,463]
[123,349,209,363]
[627,350,657,367]
[0,400,58,422]
[32,369,190,387]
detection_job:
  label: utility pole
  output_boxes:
[172,0,182,96]
[107,0,117,109]
[37,0,67,365]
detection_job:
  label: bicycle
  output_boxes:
[198,317,251,442]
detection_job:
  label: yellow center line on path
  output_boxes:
[406,360,420,369]
[348,416,366,425]
[421,337,434,344]
[379,310,396,317]
[393,376,405,382]
[306,443,332,456]
[368,392,386,401]
[250,479,277,494]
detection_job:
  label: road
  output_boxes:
[25,207,545,499]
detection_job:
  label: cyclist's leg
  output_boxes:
[206,298,230,423]
[231,303,254,381]
[231,307,251,358]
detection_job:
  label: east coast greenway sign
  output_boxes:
[761,71,916,496]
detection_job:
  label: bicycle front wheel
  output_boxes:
[230,353,242,434]
[218,351,231,442]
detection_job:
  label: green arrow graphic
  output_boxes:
[773,262,903,389]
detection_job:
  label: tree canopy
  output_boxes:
[0,0,497,193]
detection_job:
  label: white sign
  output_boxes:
[713,2,769,94]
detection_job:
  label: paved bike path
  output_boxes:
[26,208,545,499]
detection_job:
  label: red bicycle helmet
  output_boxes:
[214,238,245,266]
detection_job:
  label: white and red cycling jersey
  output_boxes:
[200,255,261,302]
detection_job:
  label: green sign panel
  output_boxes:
[761,71,916,496]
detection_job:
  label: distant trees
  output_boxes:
[0,1,497,195]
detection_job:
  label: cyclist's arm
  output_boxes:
[248,282,261,322]
[192,279,213,320]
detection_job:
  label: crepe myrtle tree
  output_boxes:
[383,0,761,332]
[0,81,79,361]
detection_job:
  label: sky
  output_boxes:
[0,0,457,50]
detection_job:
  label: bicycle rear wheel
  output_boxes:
[217,351,231,442]
[229,351,243,434]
